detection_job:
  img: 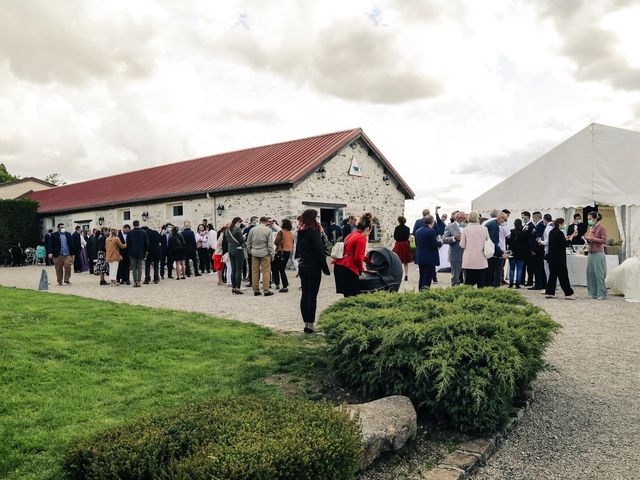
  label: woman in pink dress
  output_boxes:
[459,211,489,288]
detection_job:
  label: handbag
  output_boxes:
[483,234,495,259]
[330,241,344,259]
[322,232,334,257]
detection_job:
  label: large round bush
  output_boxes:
[63,396,362,479]
[319,287,560,432]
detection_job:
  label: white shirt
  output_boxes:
[207,229,217,248]
[498,224,510,251]
[541,222,554,253]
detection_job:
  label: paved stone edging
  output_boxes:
[423,389,535,480]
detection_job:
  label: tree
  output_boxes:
[0,163,18,184]
[43,173,67,186]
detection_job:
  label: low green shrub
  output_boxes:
[63,396,362,480]
[319,287,560,433]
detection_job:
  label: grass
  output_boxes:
[0,286,325,480]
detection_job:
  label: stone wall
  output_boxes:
[291,139,408,245]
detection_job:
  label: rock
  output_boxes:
[342,395,417,469]
[458,438,495,463]
[439,451,480,472]
[422,467,465,480]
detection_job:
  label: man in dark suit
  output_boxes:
[127,220,149,287]
[143,226,162,284]
[412,208,430,236]
[87,229,98,274]
[47,223,73,286]
[529,211,547,290]
[160,224,172,279]
[414,214,442,290]
[71,226,83,273]
[182,221,200,277]
[521,211,535,286]
[117,224,131,284]
[567,213,587,245]
[485,213,510,288]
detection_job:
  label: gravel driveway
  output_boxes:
[472,288,640,480]
[0,264,421,332]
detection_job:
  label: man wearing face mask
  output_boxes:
[567,213,587,245]
[47,223,74,286]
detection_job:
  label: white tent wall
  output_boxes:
[628,206,640,257]
[473,123,640,260]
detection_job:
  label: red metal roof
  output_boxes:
[28,128,414,214]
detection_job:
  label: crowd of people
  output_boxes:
[38,205,609,335]
[406,207,609,300]
[42,210,376,333]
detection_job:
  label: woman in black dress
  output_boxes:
[392,216,412,281]
[545,218,576,299]
[95,228,109,286]
[169,226,187,280]
[295,209,331,334]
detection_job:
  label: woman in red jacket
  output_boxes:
[333,213,373,297]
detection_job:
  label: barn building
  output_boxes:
[28,128,414,243]
[0,177,55,199]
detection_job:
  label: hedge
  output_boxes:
[63,396,362,480]
[319,287,560,433]
[0,198,40,257]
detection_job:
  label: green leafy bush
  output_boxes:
[63,396,362,480]
[319,287,560,433]
[0,198,40,256]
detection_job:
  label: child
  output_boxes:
[35,242,47,266]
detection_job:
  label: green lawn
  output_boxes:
[0,286,323,480]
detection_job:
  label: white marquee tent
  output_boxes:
[472,123,640,260]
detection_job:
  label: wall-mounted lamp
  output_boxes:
[97,216,105,226]
[382,173,390,186]
[141,211,149,222]
[217,204,225,216]
[316,165,327,179]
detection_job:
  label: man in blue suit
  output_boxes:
[127,220,149,288]
[485,212,510,287]
[47,223,73,286]
[414,215,442,290]
[412,208,430,236]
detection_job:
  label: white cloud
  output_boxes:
[1,0,639,223]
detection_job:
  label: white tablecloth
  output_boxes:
[438,245,450,271]
[566,254,620,286]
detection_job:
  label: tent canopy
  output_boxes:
[472,123,640,211]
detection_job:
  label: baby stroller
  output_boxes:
[359,247,403,293]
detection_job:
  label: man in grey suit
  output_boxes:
[443,211,466,286]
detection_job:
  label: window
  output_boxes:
[172,204,184,217]
[81,224,90,232]
[123,210,131,221]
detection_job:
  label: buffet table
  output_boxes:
[566,254,620,286]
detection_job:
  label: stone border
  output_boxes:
[423,389,535,480]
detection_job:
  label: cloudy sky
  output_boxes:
[1,0,640,219]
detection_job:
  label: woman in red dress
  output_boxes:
[392,216,412,281]
[332,213,372,297]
